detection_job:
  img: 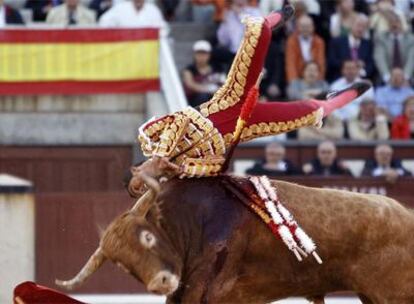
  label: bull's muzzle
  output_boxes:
[147,270,179,296]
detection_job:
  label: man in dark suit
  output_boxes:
[0,0,25,25]
[246,142,299,177]
[361,144,411,182]
[328,14,374,81]
[25,0,62,22]
[302,141,352,176]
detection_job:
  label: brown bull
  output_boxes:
[56,175,414,303]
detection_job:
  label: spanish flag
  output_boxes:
[0,28,160,95]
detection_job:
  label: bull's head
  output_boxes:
[56,173,182,296]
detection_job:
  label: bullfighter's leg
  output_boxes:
[199,6,295,120]
[221,82,371,145]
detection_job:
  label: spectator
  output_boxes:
[182,40,225,107]
[285,14,325,83]
[297,114,344,141]
[347,99,390,140]
[374,16,414,83]
[370,0,409,34]
[260,0,320,16]
[287,61,329,100]
[89,0,113,19]
[329,0,358,38]
[99,0,168,35]
[158,0,180,21]
[191,0,257,23]
[392,0,414,18]
[375,67,414,118]
[0,0,24,26]
[361,144,411,182]
[391,96,414,139]
[246,142,299,177]
[216,0,261,56]
[328,13,374,81]
[46,0,96,26]
[284,0,309,34]
[260,30,286,100]
[25,0,60,22]
[330,60,375,120]
[302,141,352,176]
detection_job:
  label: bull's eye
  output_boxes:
[140,230,156,248]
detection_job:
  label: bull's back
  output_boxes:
[272,180,414,283]
[273,180,413,249]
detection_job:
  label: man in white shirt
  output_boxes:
[297,16,313,62]
[217,0,261,54]
[99,0,168,35]
[330,59,374,121]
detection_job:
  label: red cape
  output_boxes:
[14,282,87,304]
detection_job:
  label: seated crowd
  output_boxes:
[246,141,413,179]
[2,1,414,138]
[179,0,414,141]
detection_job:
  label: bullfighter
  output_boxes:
[130,5,370,195]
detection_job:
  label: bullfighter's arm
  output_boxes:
[199,7,294,120]
[221,82,371,145]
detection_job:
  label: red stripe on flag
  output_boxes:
[0,80,160,95]
[0,28,159,43]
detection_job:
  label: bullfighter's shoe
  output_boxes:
[137,7,371,178]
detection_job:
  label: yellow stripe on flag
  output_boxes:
[0,41,159,81]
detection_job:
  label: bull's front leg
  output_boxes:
[166,246,230,304]
[166,276,209,304]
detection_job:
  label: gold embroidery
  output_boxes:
[181,156,225,177]
[153,114,189,157]
[199,18,264,117]
[137,107,227,177]
[222,109,322,145]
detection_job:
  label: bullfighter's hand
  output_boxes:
[158,156,182,174]
[14,297,25,304]
[128,157,182,198]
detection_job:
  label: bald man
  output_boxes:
[361,144,411,182]
[303,141,352,176]
[285,14,326,83]
[246,142,299,176]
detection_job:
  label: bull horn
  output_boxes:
[55,247,107,290]
[130,172,160,216]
